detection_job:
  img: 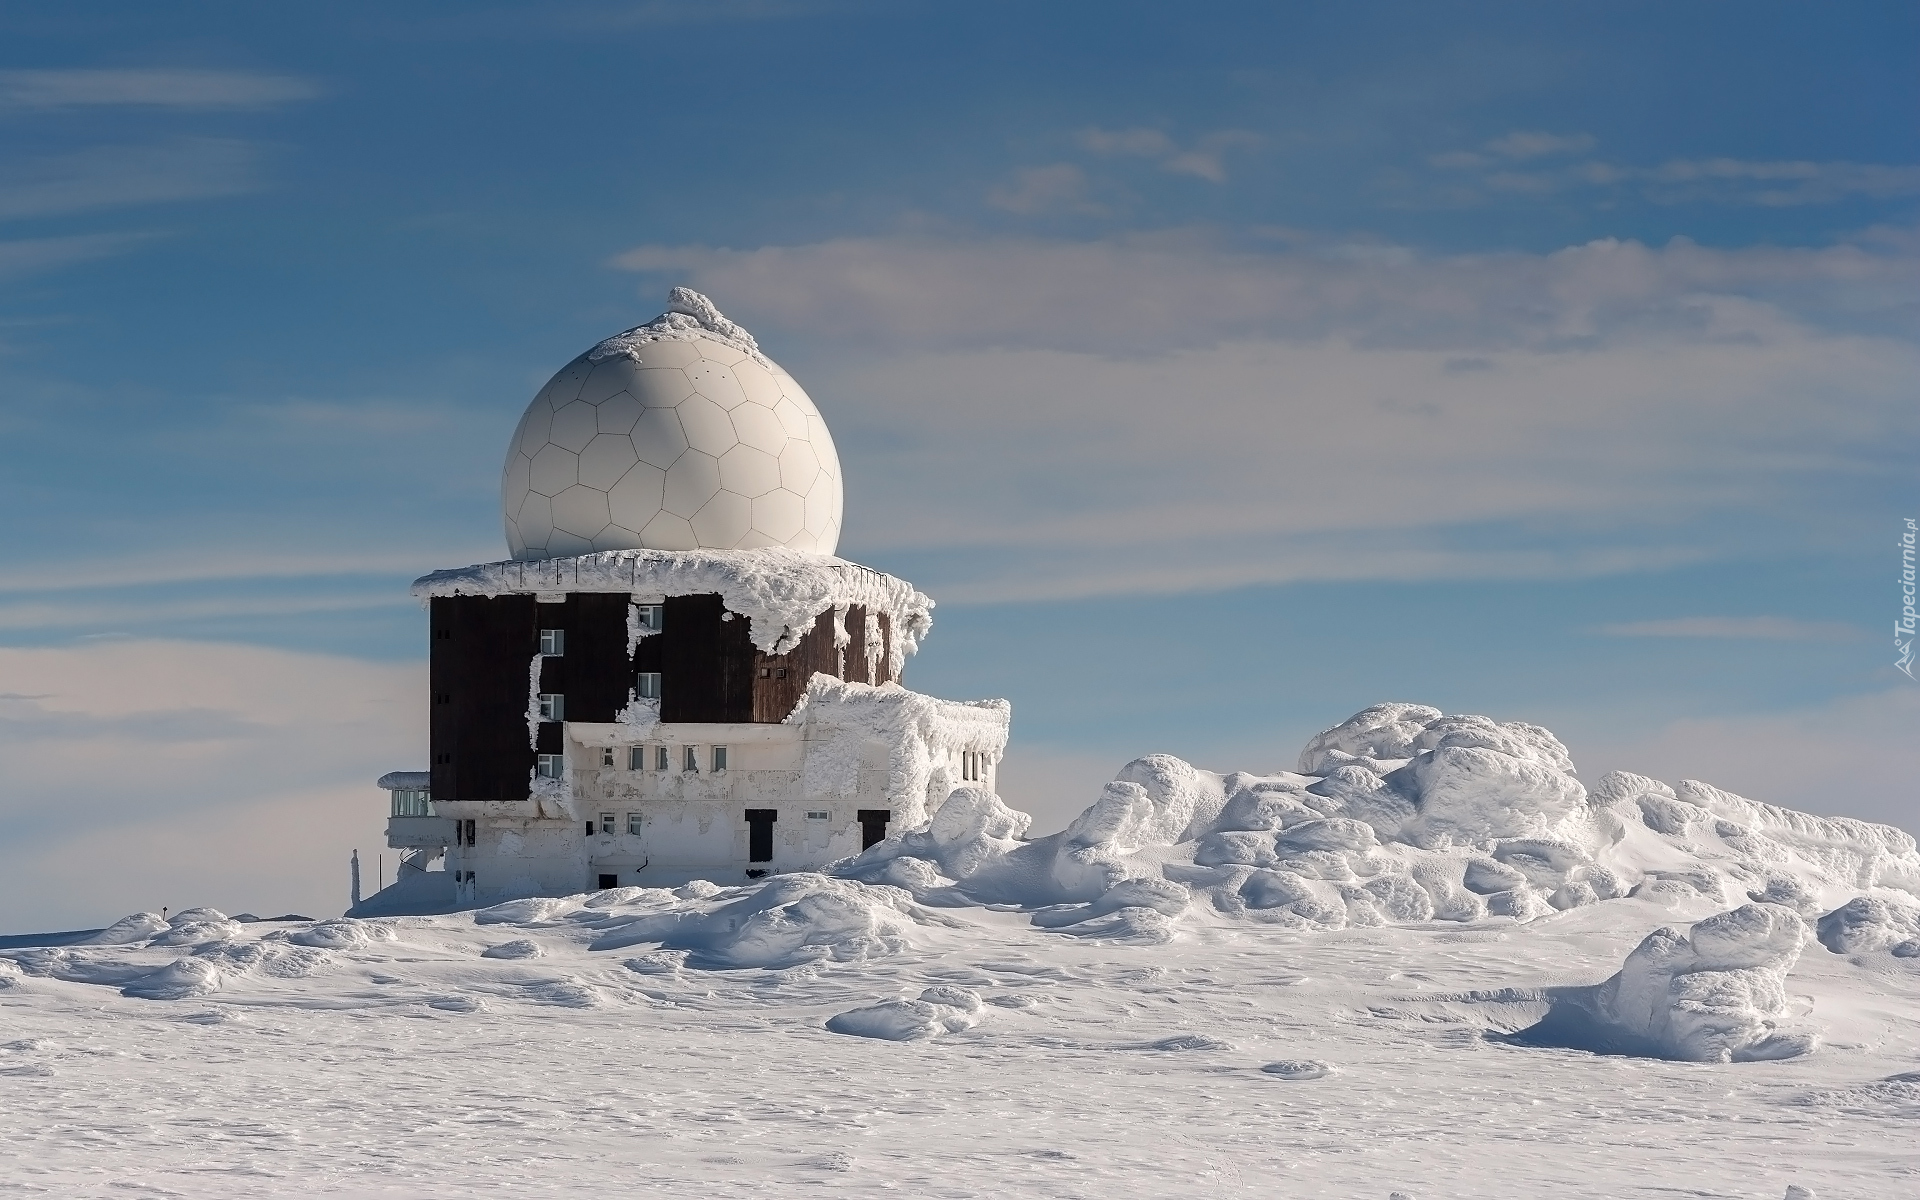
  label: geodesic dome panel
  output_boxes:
[502,291,844,560]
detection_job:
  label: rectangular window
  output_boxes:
[599,812,615,835]
[537,693,565,721]
[635,604,663,632]
[656,745,670,771]
[600,747,614,768]
[536,753,564,779]
[540,628,565,656]
[806,810,830,821]
[683,745,699,773]
[598,873,619,890]
[711,745,728,772]
[389,789,435,818]
[627,812,643,835]
[627,745,645,771]
[635,672,662,700]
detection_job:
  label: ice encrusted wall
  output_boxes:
[414,547,932,661]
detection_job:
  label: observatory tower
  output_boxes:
[355,291,1009,914]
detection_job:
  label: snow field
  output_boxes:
[4,701,1918,1197]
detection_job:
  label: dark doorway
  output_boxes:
[744,809,778,862]
[597,873,619,890]
[857,809,891,850]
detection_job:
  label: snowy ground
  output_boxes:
[5,704,1919,1198]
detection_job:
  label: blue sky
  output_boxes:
[1,2,1916,930]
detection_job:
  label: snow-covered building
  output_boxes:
[353,290,1009,915]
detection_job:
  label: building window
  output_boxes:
[744,808,777,862]
[540,628,565,656]
[627,812,643,835]
[635,604,663,632]
[598,812,615,835]
[389,789,434,818]
[683,745,699,773]
[960,750,989,782]
[806,810,830,821]
[711,745,728,772]
[600,747,614,768]
[635,672,662,700]
[536,753,564,779]
[656,745,670,771]
[627,745,645,771]
[598,873,619,890]
[538,693,565,721]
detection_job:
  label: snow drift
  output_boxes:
[840,702,1920,942]
[1517,902,1819,1062]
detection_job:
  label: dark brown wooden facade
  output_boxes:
[430,592,900,802]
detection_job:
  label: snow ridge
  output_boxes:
[841,702,1920,940]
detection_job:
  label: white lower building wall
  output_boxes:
[401,679,1012,906]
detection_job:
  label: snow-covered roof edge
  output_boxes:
[377,771,431,790]
[411,547,934,659]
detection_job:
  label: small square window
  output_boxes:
[635,604,663,632]
[537,693,565,721]
[535,753,564,779]
[540,629,565,656]
[655,745,669,771]
[627,812,643,835]
[600,747,614,768]
[711,745,728,772]
[635,672,661,700]
[627,745,645,771]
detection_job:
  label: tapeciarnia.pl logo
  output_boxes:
[1899,517,1917,680]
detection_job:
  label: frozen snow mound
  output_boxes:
[838,702,1920,937]
[826,986,987,1041]
[584,874,961,969]
[1518,903,1817,1062]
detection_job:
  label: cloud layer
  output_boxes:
[617,229,1918,600]
[0,641,422,932]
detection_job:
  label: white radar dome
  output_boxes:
[503,288,844,560]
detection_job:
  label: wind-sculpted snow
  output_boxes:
[1515,902,1819,1063]
[839,703,1920,946]
[583,874,960,967]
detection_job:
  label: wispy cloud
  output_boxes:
[1485,130,1595,160]
[1429,134,1920,207]
[612,229,1918,599]
[0,137,261,220]
[0,69,319,111]
[0,547,495,594]
[0,592,411,633]
[0,231,154,278]
[1428,130,1594,170]
[613,228,1920,354]
[559,0,875,27]
[1596,616,1865,641]
[1079,126,1261,183]
[986,163,1102,215]
[0,639,420,931]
